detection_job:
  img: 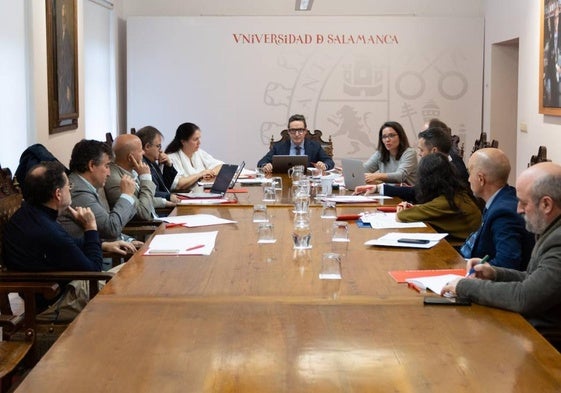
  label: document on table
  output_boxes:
[321,195,391,203]
[236,178,272,185]
[364,232,447,248]
[360,212,426,229]
[144,231,218,255]
[405,274,464,294]
[178,198,231,205]
[163,214,236,227]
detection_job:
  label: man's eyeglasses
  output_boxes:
[381,133,398,140]
[150,143,162,149]
[288,128,306,135]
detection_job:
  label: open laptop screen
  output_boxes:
[272,155,308,173]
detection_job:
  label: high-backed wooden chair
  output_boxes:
[0,166,113,373]
[269,129,334,157]
[528,146,551,167]
[471,131,499,154]
[450,134,465,159]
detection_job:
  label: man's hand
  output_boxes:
[170,194,180,204]
[158,152,172,167]
[465,258,497,280]
[130,154,151,175]
[262,163,273,174]
[120,174,136,196]
[68,206,97,231]
[313,161,327,171]
[353,184,376,195]
[102,240,136,255]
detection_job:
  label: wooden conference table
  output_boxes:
[15,186,561,391]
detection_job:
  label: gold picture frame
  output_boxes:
[46,0,79,133]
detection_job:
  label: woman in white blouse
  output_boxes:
[164,122,223,189]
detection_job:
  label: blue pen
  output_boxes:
[466,254,489,277]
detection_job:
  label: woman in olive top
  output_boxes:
[397,153,482,241]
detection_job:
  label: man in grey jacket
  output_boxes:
[443,162,561,340]
[104,134,157,221]
[59,139,138,241]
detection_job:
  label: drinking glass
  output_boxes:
[321,201,337,219]
[257,222,276,243]
[332,221,349,242]
[252,204,269,223]
[319,252,342,279]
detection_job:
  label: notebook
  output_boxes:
[184,163,240,198]
[341,158,366,191]
[272,155,308,173]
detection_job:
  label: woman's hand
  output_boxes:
[396,201,413,213]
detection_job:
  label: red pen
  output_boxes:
[185,244,205,252]
[166,223,185,228]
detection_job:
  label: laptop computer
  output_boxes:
[184,163,240,198]
[341,158,366,191]
[198,161,245,189]
[272,155,308,173]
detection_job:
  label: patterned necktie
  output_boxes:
[295,145,302,155]
[460,207,487,258]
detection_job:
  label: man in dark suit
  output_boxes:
[257,114,334,173]
[460,148,534,270]
[136,126,192,208]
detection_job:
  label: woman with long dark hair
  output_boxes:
[165,122,223,188]
[363,121,418,185]
[396,152,481,241]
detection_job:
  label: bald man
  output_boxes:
[443,162,561,344]
[460,148,534,269]
[104,134,157,220]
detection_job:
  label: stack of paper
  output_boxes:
[405,273,464,294]
[360,212,426,229]
[163,214,236,227]
[144,231,218,255]
[364,232,447,248]
[321,195,390,203]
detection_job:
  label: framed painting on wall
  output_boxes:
[46,0,79,133]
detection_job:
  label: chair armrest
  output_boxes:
[0,272,113,299]
[0,282,60,337]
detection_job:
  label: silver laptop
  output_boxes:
[341,158,366,191]
[272,155,308,174]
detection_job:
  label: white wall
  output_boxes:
[484,0,561,177]
[127,16,483,168]
[0,0,28,170]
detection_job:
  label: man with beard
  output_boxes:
[442,162,561,347]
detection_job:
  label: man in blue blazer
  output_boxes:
[257,114,334,173]
[460,148,535,270]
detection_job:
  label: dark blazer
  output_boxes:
[257,139,334,170]
[461,185,535,270]
[143,157,177,200]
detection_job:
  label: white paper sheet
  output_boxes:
[144,231,218,255]
[364,232,447,249]
[321,195,391,203]
[361,212,426,229]
[178,198,231,205]
[405,274,464,294]
[163,214,236,227]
